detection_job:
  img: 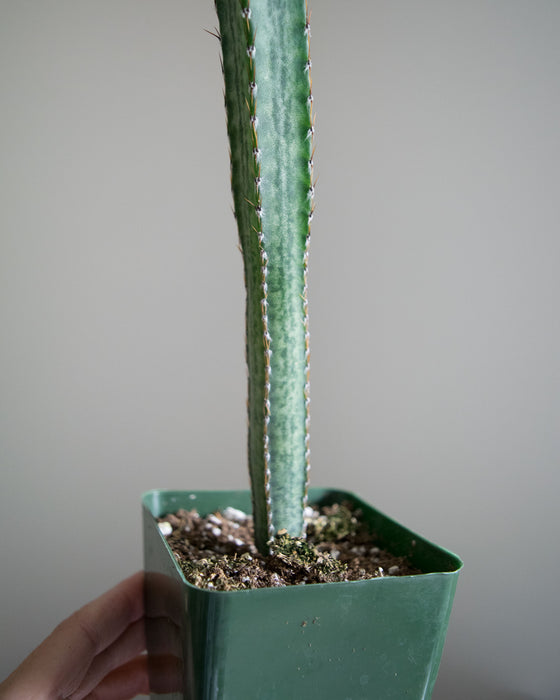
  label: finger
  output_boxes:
[0,572,145,699]
[147,654,184,695]
[64,571,145,657]
[82,654,183,700]
[57,571,145,695]
[69,619,146,700]
[144,571,183,625]
[145,615,182,658]
[82,656,150,700]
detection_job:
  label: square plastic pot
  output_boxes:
[143,488,462,700]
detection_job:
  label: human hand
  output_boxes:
[0,571,179,699]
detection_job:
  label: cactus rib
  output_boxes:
[216,0,314,554]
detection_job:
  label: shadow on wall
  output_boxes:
[434,663,539,700]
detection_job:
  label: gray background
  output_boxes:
[1,1,559,698]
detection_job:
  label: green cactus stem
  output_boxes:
[215,0,314,554]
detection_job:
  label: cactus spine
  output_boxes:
[215,0,314,554]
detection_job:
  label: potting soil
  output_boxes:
[157,503,420,591]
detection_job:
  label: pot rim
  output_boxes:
[143,487,463,597]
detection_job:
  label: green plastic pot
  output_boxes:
[143,488,462,700]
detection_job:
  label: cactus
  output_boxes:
[215,0,314,554]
